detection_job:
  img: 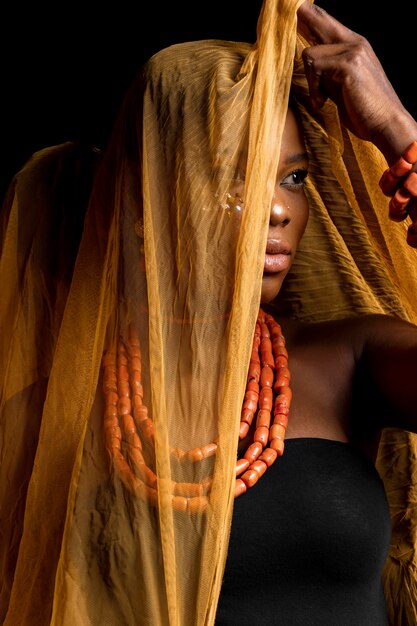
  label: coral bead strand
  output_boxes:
[102,307,292,509]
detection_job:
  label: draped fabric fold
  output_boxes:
[1,1,417,624]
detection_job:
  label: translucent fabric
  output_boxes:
[1,1,417,625]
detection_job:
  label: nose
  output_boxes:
[270,193,290,227]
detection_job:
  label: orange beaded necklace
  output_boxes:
[102,307,291,512]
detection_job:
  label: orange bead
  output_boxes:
[241,468,259,488]
[107,441,122,459]
[235,478,247,498]
[244,441,263,463]
[131,374,143,394]
[274,368,290,391]
[122,413,136,435]
[241,408,255,425]
[270,424,285,440]
[134,405,148,422]
[129,445,145,465]
[261,350,275,368]
[254,426,269,446]
[105,391,118,406]
[243,395,258,413]
[256,409,271,428]
[133,394,143,410]
[259,387,273,410]
[187,447,204,462]
[172,495,188,512]
[404,171,417,195]
[129,431,143,450]
[139,418,154,442]
[236,457,250,476]
[260,365,274,387]
[270,438,285,456]
[403,141,417,164]
[270,326,283,339]
[274,403,289,417]
[393,187,411,206]
[130,356,142,372]
[261,322,270,338]
[117,353,128,367]
[259,447,278,466]
[129,347,141,359]
[273,412,289,428]
[103,368,117,382]
[104,423,121,439]
[104,404,118,419]
[248,361,261,381]
[251,459,268,478]
[391,156,412,178]
[187,496,209,514]
[239,421,250,438]
[135,462,157,488]
[117,379,130,397]
[251,349,260,364]
[170,447,186,462]
[117,396,131,416]
[274,390,292,411]
[260,338,272,353]
[246,379,259,393]
[274,355,288,368]
[201,442,217,459]
[174,481,204,497]
[102,351,116,367]
[113,452,135,489]
[118,365,129,381]
[273,344,288,359]
[103,379,117,393]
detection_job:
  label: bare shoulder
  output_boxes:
[278,312,417,438]
[282,312,417,358]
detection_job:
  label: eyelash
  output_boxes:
[281,168,309,189]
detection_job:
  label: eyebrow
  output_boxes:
[285,151,309,165]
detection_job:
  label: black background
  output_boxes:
[1,1,416,201]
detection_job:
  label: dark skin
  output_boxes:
[259,1,417,462]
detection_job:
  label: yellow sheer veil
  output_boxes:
[1,0,417,625]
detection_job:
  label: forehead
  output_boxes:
[281,108,306,155]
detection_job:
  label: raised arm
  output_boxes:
[297,1,417,246]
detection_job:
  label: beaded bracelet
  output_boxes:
[379,140,417,248]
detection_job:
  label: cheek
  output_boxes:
[294,199,309,241]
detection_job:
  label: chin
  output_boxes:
[260,274,285,304]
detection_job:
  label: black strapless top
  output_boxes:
[215,438,391,625]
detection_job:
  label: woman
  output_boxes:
[1,0,417,624]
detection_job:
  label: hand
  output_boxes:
[296,1,417,163]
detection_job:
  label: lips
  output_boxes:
[264,240,291,274]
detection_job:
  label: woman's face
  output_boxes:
[261,107,309,303]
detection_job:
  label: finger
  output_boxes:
[407,223,417,248]
[404,198,417,248]
[301,50,326,108]
[297,1,357,45]
[301,43,351,108]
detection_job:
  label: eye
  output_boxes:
[281,168,309,190]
